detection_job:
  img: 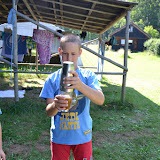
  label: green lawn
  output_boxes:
[0,46,160,160]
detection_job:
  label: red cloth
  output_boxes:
[51,140,93,160]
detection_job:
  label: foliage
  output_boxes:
[129,0,160,32]
[134,19,145,30]
[144,38,160,55]
[144,26,160,38]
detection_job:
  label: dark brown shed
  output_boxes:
[109,22,151,52]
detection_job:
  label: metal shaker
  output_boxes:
[60,61,74,92]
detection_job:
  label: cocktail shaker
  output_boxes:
[60,61,77,111]
[60,61,74,92]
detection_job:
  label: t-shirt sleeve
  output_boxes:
[87,71,101,91]
[39,74,58,100]
[0,109,2,114]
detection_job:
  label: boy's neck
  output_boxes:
[74,65,78,71]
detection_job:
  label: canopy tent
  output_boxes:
[0,22,61,37]
[0,0,138,102]
[0,0,137,34]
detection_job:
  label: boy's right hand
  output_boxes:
[54,95,68,111]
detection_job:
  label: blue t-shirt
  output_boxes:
[40,67,101,145]
[0,109,2,114]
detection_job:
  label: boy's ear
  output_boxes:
[59,47,62,56]
[79,48,82,56]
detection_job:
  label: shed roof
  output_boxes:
[109,22,151,38]
[0,0,138,34]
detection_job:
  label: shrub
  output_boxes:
[144,38,160,55]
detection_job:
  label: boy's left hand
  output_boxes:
[63,71,82,91]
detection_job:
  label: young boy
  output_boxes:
[40,34,105,160]
[0,109,6,160]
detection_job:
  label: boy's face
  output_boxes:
[59,42,82,69]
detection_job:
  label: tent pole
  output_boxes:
[35,24,39,72]
[121,10,130,103]
[13,0,19,101]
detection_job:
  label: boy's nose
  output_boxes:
[67,55,72,61]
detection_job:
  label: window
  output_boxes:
[121,39,125,45]
[121,39,133,45]
[128,40,133,44]
[129,26,133,32]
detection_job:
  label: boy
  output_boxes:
[0,109,6,160]
[40,34,105,160]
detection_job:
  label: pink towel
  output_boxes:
[33,29,54,64]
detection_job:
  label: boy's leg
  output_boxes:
[72,140,93,160]
[51,141,71,160]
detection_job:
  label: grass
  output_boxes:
[0,46,160,159]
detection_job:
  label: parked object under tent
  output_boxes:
[0,0,138,102]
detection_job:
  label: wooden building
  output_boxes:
[109,22,151,52]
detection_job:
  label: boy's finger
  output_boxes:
[68,71,78,77]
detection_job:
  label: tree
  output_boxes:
[129,0,160,32]
[144,26,160,38]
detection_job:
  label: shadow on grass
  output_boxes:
[99,78,160,111]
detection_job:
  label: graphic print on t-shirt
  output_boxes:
[59,112,80,130]
[58,96,86,130]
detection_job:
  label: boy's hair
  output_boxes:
[60,33,81,49]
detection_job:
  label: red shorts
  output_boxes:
[51,140,93,160]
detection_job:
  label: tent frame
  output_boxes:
[0,0,130,103]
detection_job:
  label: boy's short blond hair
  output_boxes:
[60,33,81,49]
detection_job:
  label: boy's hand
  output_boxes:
[0,149,6,160]
[63,71,82,90]
[54,95,68,111]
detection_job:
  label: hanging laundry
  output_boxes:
[52,36,60,54]
[1,42,24,62]
[26,37,36,50]
[3,32,27,55]
[32,29,54,64]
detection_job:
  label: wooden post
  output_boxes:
[97,35,102,81]
[121,11,130,103]
[13,0,19,101]
[97,35,105,81]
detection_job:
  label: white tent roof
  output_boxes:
[0,22,61,37]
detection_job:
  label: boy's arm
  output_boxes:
[75,82,104,105]
[64,71,105,105]
[78,83,104,105]
[46,95,69,117]
[0,123,6,160]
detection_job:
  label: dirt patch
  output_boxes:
[4,130,50,155]
[5,143,32,155]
